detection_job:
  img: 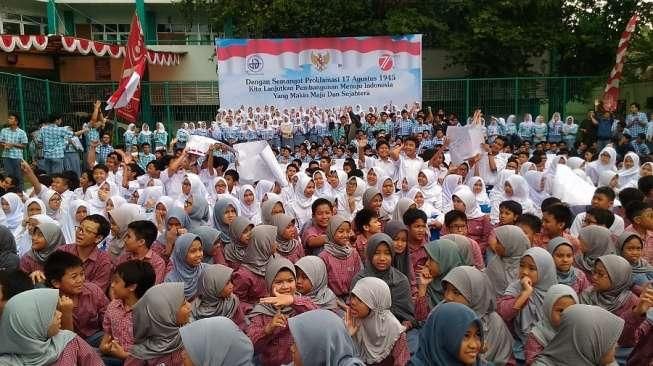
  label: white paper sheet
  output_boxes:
[446,125,483,164]
[233,141,288,186]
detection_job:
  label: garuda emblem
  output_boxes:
[311,51,330,72]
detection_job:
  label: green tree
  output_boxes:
[556,0,653,77]
[175,0,652,78]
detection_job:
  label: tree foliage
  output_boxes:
[175,0,653,78]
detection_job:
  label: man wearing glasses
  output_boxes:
[58,214,113,292]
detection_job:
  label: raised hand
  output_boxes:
[260,287,294,308]
[264,309,287,335]
[29,270,46,284]
[418,266,433,286]
[635,286,653,316]
[58,295,74,313]
[344,308,360,336]
[520,276,533,293]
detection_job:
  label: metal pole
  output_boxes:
[164,81,172,143]
[47,0,57,34]
[514,78,519,115]
[464,79,470,121]
[45,79,52,115]
[17,74,26,132]
[135,0,148,43]
[562,77,568,118]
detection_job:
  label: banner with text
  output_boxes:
[215,35,422,109]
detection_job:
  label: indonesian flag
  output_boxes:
[106,13,147,122]
[601,14,639,112]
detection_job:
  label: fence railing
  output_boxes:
[0,73,604,144]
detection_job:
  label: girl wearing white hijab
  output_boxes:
[346,277,408,365]
[520,162,537,177]
[450,185,492,251]
[467,176,490,209]
[378,175,399,219]
[1,192,24,232]
[505,174,539,216]
[61,199,90,244]
[153,122,168,151]
[532,304,624,366]
[566,156,594,184]
[417,169,443,212]
[617,152,640,188]
[123,123,137,151]
[525,284,579,365]
[440,174,462,214]
[14,197,47,255]
[586,146,617,186]
[328,169,349,197]
[598,170,620,191]
[489,169,516,224]
[407,188,439,228]
[237,185,260,223]
[524,170,550,208]
[312,170,331,198]
[288,174,317,228]
[137,123,152,146]
[337,176,365,221]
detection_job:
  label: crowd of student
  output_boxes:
[0,101,652,366]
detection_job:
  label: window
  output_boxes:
[0,13,46,35]
[91,23,130,43]
[156,23,215,44]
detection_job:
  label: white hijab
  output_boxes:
[586,146,617,186]
[617,152,640,188]
[62,200,90,244]
[237,184,260,221]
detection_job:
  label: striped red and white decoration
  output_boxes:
[601,14,639,112]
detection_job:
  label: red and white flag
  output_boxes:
[601,14,639,112]
[106,13,147,122]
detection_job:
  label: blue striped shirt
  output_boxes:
[39,124,73,159]
[0,127,27,159]
[95,144,114,164]
[397,119,414,136]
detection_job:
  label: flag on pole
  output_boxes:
[106,13,147,122]
[601,14,639,112]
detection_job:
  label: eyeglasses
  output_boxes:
[75,226,98,236]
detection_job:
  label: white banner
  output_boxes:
[216,35,422,109]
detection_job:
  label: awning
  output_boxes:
[0,34,184,66]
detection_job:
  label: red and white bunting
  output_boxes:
[601,14,639,112]
[0,35,48,52]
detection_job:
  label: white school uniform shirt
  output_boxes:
[397,154,423,187]
[364,156,398,181]
[159,168,186,200]
[569,211,625,237]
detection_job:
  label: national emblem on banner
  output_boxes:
[311,51,330,72]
